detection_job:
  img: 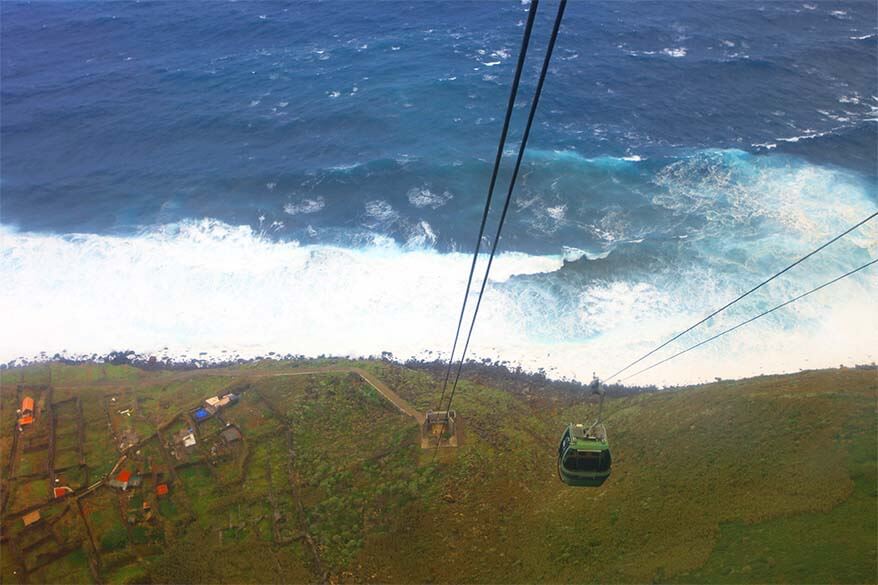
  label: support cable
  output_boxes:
[435,0,541,411]
[442,0,567,418]
[620,258,877,382]
[605,211,878,382]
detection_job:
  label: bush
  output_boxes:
[100,526,128,552]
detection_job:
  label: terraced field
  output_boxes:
[1,361,874,583]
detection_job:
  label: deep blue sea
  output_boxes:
[2,0,876,384]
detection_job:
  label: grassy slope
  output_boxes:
[0,362,875,584]
[358,364,877,584]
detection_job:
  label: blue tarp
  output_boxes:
[194,408,210,420]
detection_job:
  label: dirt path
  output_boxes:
[50,365,426,425]
[242,367,424,424]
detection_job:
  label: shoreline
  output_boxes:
[2,351,875,395]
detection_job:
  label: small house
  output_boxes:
[205,393,238,410]
[18,396,35,426]
[21,396,34,415]
[109,470,133,490]
[53,486,74,498]
[182,432,197,448]
[220,425,242,445]
[22,510,40,527]
[156,483,169,497]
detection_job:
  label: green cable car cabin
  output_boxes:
[557,422,611,487]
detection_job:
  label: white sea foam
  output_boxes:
[482,61,501,67]
[661,47,687,58]
[405,221,438,248]
[2,152,877,385]
[652,150,878,248]
[364,199,398,222]
[850,34,876,40]
[283,197,326,216]
[586,208,640,243]
[329,162,362,172]
[817,109,850,122]
[407,186,453,209]
[546,205,567,221]
[562,246,587,262]
[776,129,834,143]
[1,206,875,386]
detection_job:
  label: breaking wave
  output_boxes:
[2,175,876,386]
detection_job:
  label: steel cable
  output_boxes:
[605,211,878,382]
[620,258,877,382]
[435,0,541,411]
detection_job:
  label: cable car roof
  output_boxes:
[566,423,608,449]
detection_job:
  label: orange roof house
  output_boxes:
[19,396,35,426]
[116,470,132,483]
[155,483,169,497]
[22,511,41,527]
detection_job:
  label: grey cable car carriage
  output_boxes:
[557,376,611,487]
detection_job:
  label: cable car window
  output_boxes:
[564,450,602,472]
[600,450,612,472]
[559,431,570,456]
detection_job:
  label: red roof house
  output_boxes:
[116,470,132,483]
[54,486,74,498]
[156,483,169,497]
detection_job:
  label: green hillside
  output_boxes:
[1,361,875,583]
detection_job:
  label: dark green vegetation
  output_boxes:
[1,361,875,583]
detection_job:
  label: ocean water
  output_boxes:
[1,0,876,385]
